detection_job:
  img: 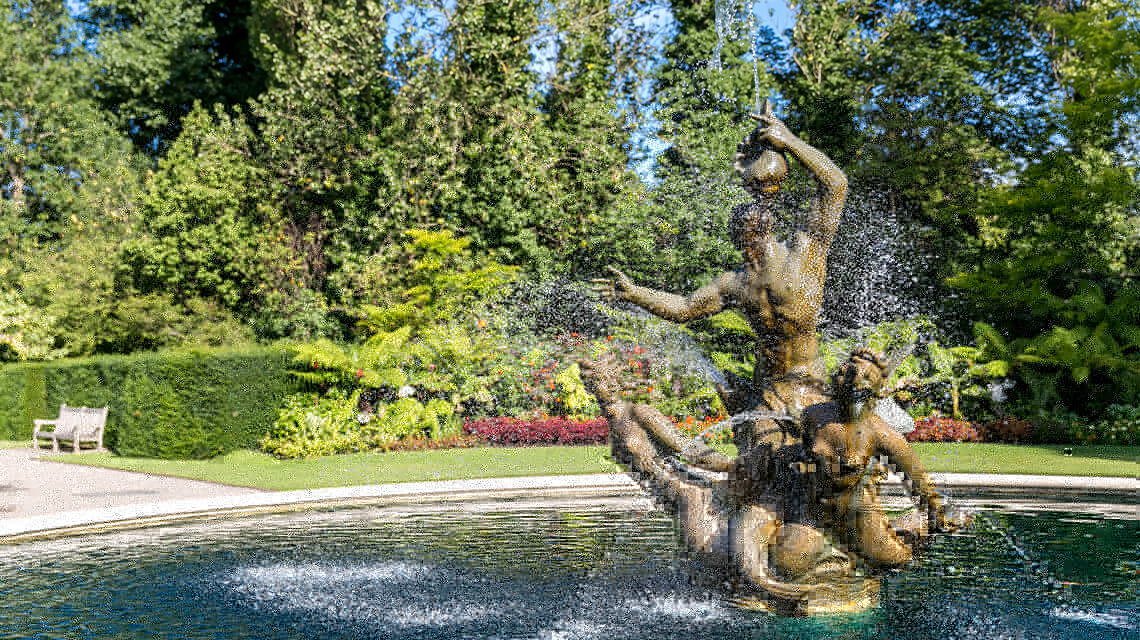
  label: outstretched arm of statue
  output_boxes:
[599,266,740,323]
[873,427,949,527]
[750,113,847,248]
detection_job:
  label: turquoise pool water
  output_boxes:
[2,499,1137,639]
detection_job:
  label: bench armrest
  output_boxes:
[33,419,59,427]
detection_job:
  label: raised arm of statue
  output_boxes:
[606,267,741,323]
[750,113,847,249]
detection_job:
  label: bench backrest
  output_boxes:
[53,405,108,439]
[72,406,108,438]
[49,405,80,438]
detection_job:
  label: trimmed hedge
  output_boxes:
[0,347,298,458]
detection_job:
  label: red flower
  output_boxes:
[355,369,364,377]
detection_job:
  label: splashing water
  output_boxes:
[710,0,772,113]
[679,409,795,459]
[711,0,743,70]
[748,10,762,113]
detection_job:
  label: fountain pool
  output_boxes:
[2,496,1137,639]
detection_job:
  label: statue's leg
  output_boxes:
[841,483,914,569]
[630,404,735,472]
[888,509,929,548]
[731,505,822,602]
[583,355,729,552]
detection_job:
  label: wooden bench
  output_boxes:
[32,405,108,453]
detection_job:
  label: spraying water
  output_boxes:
[748,10,762,113]
[712,0,767,114]
[711,0,744,70]
[678,409,795,460]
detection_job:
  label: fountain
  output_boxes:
[583,101,968,615]
[0,98,1135,632]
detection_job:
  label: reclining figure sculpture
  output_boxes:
[584,104,966,615]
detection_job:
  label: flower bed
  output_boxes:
[905,416,984,443]
[981,417,1034,443]
[373,433,484,452]
[463,416,608,446]
[1067,405,1140,445]
[671,414,731,442]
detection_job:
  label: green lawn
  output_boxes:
[44,443,1139,491]
[48,446,625,491]
[910,442,1139,477]
[715,442,1137,477]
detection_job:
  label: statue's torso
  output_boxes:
[732,236,828,391]
[804,403,891,486]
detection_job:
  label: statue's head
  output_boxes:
[578,356,623,409]
[734,131,789,200]
[832,348,890,416]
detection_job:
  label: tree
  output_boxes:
[0,290,64,361]
[781,0,1017,228]
[81,0,266,152]
[949,0,1140,414]
[19,224,255,355]
[542,0,647,277]
[372,0,572,271]
[118,104,312,340]
[1,1,141,282]
[616,0,782,292]
[248,0,399,322]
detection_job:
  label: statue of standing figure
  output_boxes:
[584,104,966,615]
[596,102,845,456]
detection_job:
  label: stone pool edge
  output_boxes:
[2,472,1135,542]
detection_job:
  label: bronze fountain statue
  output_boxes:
[584,102,968,615]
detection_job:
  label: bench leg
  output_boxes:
[52,437,59,453]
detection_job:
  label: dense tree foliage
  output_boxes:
[81,0,266,152]
[2,0,1137,418]
[1,1,141,283]
[949,0,1140,415]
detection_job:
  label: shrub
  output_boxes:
[981,417,1035,443]
[261,390,458,458]
[0,290,65,362]
[0,347,296,456]
[260,390,360,458]
[475,333,722,422]
[463,416,608,446]
[1066,405,1140,445]
[906,416,983,443]
[374,433,484,452]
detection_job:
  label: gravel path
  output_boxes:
[0,448,264,519]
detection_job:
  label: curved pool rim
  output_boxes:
[2,472,1136,542]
